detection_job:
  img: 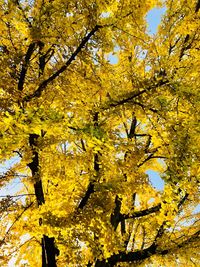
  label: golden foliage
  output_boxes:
[0,0,200,266]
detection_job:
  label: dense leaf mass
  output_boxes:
[0,0,200,266]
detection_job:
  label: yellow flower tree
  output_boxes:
[0,0,200,266]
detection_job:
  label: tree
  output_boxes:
[0,0,200,266]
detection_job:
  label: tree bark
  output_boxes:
[28,134,58,267]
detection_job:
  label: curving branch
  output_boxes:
[0,201,34,245]
[24,25,102,102]
[101,79,169,111]
[95,228,200,266]
[95,243,157,267]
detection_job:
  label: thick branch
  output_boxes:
[24,25,102,102]
[110,195,122,230]
[28,134,45,206]
[95,244,157,267]
[95,194,198,266]
[78,182,95,209]
[128,115,137,139]
[95,228,200,266]
[120,191,188,222]
[18,43,36,91]
[27,134,58,266]
[195,0,200,12]
[78,113,100,209]
[121,204,161,221]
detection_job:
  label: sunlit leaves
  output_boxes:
[0,0,200,266]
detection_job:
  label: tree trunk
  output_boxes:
[28,134,58,267]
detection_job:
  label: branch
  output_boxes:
[1,201,34,244]
[95,194,191,267]
[121,203,161,221]
[78,182,95,209]
[95,243,157,267]
[159,229,200,256]
[179,1,200,60]
[176,229,200,249]
[78,113,100,209]
[28,134,45,206]
[128,115,137,139]
[110,195,122,230]
[120,192,188,222]
[137,152,155,168]
[18,43,37,91]
[0,194,35,198]
[131,101,159,113]
[179,34,193,60]
[101,79,169,111]
[178,193,189,209]
[95,228,200,266]
[24,25,102,102]
[151,192,189,247]
[195,0,200,12]
[15,0,32,27]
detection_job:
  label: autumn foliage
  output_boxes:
[0,0,200,266]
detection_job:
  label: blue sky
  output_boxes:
[146,170,164,191]
[0,156,22,196]
[108,6,166,64]
[146,7,166,190]
[146,7,166,35]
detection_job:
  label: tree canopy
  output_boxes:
[0,0,200,266]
